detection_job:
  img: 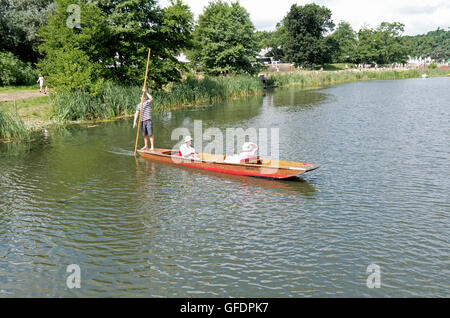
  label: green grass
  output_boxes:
[0,96,52,122]
[266,68,449,89]
[0,108,30,141]
[0,85,38,94]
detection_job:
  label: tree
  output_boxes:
[376,22,410,64]
[355,22,411,64]
[190,0,260,75]
[0,0,55,63]
[38,0,108,93]
[260,23,288,62]
[282,3,335,67]
[38,0,194,89]
[354,26,379,64]
[407,28,450,61]
[329,21,357,63]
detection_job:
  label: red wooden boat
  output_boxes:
[138,148,319,180]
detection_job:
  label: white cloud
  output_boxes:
[160,0,450,35]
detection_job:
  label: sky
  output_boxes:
[160,0,450,35]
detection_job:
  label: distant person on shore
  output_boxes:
[37,74,45,93]
[133,88,154,151]
[180,136,200,159]
[259,74,267,88]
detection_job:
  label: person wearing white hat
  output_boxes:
[180,136,199,159]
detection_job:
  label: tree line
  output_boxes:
[0,0,448,89]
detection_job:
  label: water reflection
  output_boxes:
[272,88,329,109]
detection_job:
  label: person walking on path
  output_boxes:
[133,89,154,151]
[37,74,46,94]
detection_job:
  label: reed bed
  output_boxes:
[267,68,449,89]
[0,108,30,141]
[51,75,263,121]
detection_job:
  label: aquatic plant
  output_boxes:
[0,108,30,140]
[51,75,264,121]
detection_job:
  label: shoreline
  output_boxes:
[1,68,448,144]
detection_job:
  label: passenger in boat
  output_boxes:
[133,88,154,151]
[224,142,258,164]
[180,136,200,160]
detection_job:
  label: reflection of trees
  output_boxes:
[272,89,328,109]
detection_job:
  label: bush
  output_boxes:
[37,47,104,95]
[0,51,38,86]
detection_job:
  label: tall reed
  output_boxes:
[51,75,264,121]
[267,68,448,89]
[0,108,30,140]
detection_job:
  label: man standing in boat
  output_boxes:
[133,88,154,151]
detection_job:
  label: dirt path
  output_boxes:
[0,90,47,102]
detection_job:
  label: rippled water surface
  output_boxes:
[1,77,449,297]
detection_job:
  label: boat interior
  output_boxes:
[158,150,310,169]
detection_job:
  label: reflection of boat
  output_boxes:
[138,148,319,180]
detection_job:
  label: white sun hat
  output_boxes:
[185,136,193,143]
[242,142,254,152]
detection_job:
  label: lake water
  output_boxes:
[0,77,449,297]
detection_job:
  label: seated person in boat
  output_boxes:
[224,142,259,164]
[179,136,200,160]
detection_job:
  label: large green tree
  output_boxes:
[329,21,357,63]
[38,0,194,90]
[0,0,54,62]
[189,0,260,75]
[282,3,335,67]
[355,22,411,64]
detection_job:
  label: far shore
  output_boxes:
[1,67,449,143]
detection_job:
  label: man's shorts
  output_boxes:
[141,120,153,137]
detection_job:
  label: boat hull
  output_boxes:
[137,148,319,180]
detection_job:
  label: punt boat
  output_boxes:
[138,148,319,180]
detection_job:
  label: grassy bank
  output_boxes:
[266,68,449,88]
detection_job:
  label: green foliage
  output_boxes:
[0,108,30,140]
[190,0,261,75]
[329,21,357,63]
[267,68,449,89]
[0,0,54,63]
[354,22,411,64]
[38,48,104,95]
[258,24,288,61]
[0,51,38,86]
[50,74,263,120]
[38,0,194,90]
[282,3,335,67]
[407,28,450,61]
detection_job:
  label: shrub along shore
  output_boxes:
[1,68,448,142]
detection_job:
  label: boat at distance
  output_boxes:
[138,148,319,180]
